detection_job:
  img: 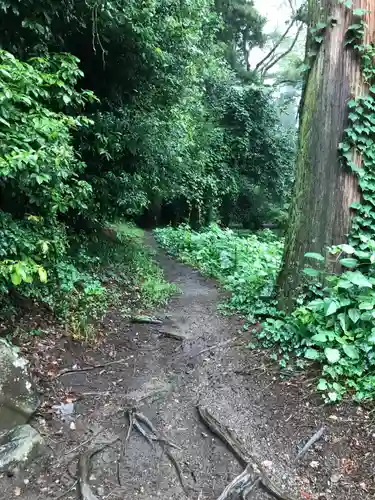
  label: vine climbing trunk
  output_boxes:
[277,0,375,311]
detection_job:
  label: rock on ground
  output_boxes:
[0,339,40,430]
[0,425,44,472]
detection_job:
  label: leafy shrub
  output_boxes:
[263,242,375,402]
[155,224,283,315]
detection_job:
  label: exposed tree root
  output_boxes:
[295,426,325,462]
[117,409,135,486]
[128,410,187,493]
[197,406,298,500]
[77,440,119,500]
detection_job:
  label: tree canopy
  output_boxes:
[0,0,296,323]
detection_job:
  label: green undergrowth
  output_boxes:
[264,243,375,403]
[2,222,176,341]
[155,225,375,403]
[154,224,283,317]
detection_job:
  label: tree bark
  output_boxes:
[277,0,375,311]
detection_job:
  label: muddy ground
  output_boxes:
[1,235,374,500]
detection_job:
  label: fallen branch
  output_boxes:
[131,315,163,324]
[295,426,325,463]
[56,358,127,378]
[197,406,297,500]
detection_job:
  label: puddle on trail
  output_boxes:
[52,401,75,423]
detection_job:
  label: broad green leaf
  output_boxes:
[305,348,321,360]
[339,258,358,268]
[355,250,370,259]
[358,301,374,310]
[339,244,355,254]
[325,300,338,316]
[346,271,372,288]
[307,299,324,311]
[337,279,353,289]
[348,308,360,324]
[342,344,359,359]
[317,378,328,391]
[304,252,325,262]
[38,267,47,283]
[338,312,347,331]
[328,391,339,402]
[311,332,328,342]
[11,272,22,285]
[325,347,341,363]
[353,8,368,15]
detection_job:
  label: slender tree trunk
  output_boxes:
[277,0,375,311]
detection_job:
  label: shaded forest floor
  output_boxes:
[2,234,375,500]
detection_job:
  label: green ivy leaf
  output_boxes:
[348,308,360,324]
[339,244,355,254]
[343,344,359,359]
[325,347,341,363]
[303,268,321,277]
[304,252,325,262]
[339,258,358,268]
[317,378,328,391]
[326,300,339,316]
[352,8,368,16]
[305,348,321,360]
[311,332,328,342]
[307,299,325,311]
[346,271,372,287]
[337,279,353,289]
[328,391,339,402]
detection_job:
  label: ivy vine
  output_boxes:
[338,6,375,252]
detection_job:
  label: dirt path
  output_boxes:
[2,235,374,500]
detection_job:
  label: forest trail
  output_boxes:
[3,235,374,500]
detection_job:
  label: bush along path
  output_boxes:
[5,233,375,500]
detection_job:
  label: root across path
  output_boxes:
[3,234,375,500]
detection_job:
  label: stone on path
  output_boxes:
[0,425,44,472]
[0,339,40,430]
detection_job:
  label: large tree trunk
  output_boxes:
[277,0,375,311]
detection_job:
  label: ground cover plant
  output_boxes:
[155,224,283,316]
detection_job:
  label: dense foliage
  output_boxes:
[156,224,375,402]
[155,224,283,314]
[0,0,295,329]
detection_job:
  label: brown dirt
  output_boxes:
[1,234,375,500]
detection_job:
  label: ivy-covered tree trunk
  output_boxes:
[277,0,375,311]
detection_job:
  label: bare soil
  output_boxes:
[1,235,374,500]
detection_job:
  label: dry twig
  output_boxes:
[56,359,127,378]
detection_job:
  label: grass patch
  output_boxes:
[1,222,177,342]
